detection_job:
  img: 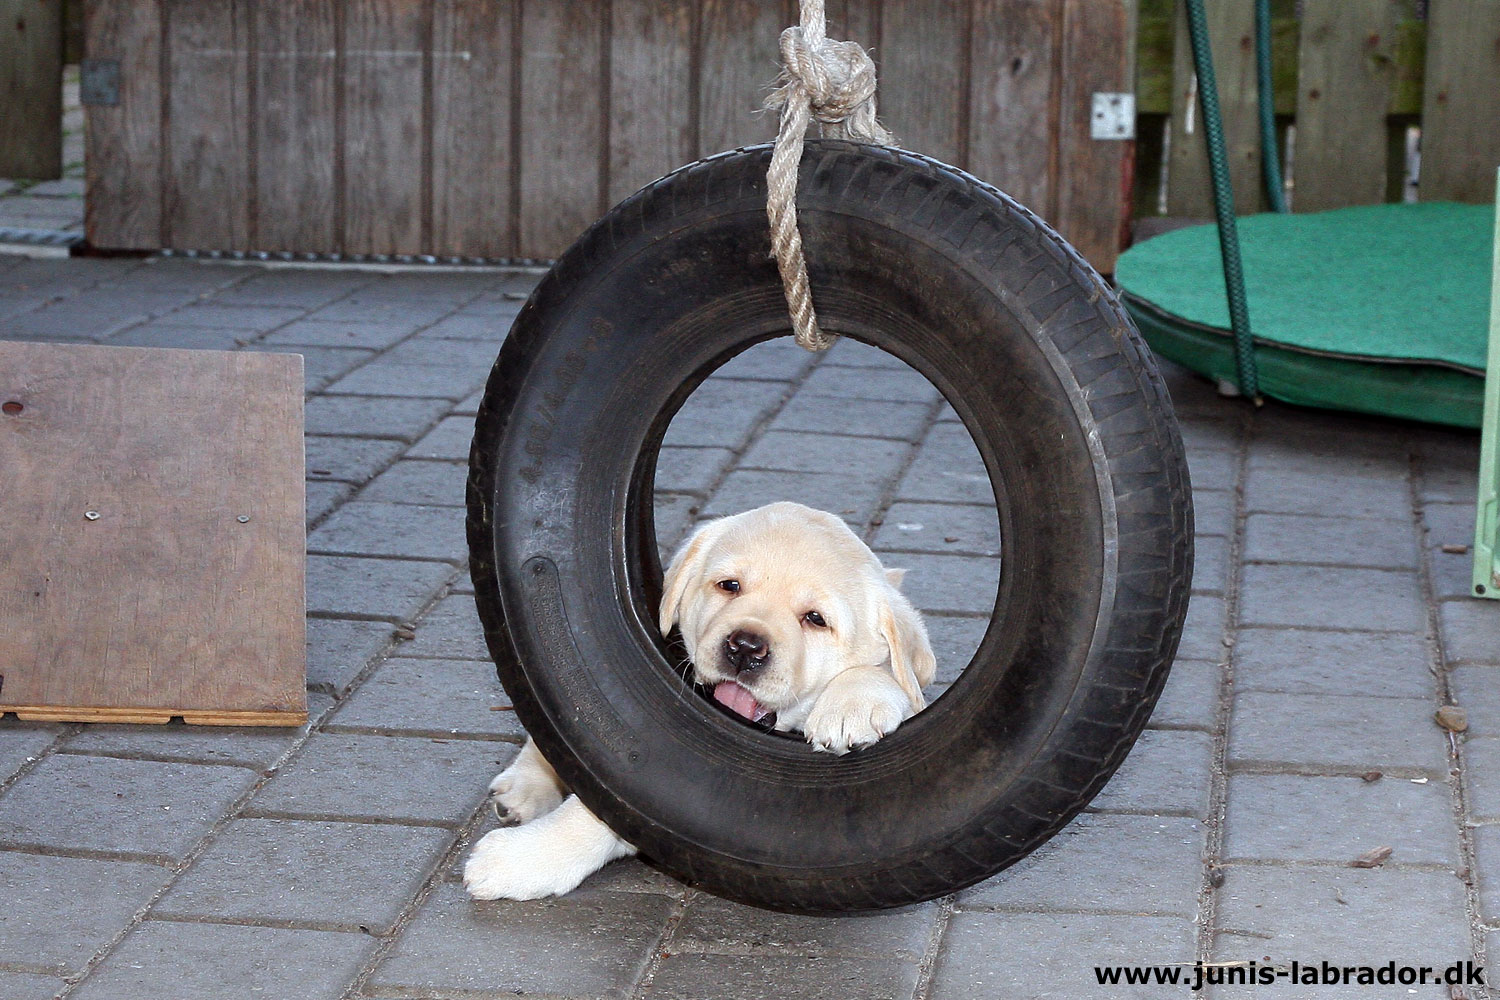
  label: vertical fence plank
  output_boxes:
[697,0,782,157]
[1166,0,1263,217]
[1294,0,1404,211]
[164,0,250,249]
[517,2,603,258]
[431,0,514,258]
[254,0,338,253]
[967,0,1058,213]
[608,0,694,205]
[84,0,162,249]
[1421,0,1500,203]
[1,0,63,179]
[1056,0,1130,270]
[878,0,965,165]
[343,0,425,255]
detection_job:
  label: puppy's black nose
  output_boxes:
[723,629,770,673]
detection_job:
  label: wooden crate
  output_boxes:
[0,343,306,726]
[81,0,1134,272]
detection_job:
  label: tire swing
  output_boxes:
[467,3,1194,913]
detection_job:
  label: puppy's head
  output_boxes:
[658,502,936,726]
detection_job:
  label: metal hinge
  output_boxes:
[81,59,121,107]
[1091,92,1135,140]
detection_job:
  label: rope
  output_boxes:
[765,0,892,352]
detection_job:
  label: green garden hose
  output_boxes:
[1255,0,1290,213]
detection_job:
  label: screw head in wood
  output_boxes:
[237,515,250,523]
[84,510,100,520]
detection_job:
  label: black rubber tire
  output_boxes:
[467,140,1193,914]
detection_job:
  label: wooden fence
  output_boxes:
[81,0,1134,270]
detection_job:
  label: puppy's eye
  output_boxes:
[716,579,740,594]
[802,611,827,628]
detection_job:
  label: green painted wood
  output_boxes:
[1474,168,1500,598]
[0,0,62,179]
[1422,0,1500,204]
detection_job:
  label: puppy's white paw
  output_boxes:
[464,823,583,900]
[803,685,908,755]
[487,766,564,826]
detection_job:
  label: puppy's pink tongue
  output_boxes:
[713,681,767,722]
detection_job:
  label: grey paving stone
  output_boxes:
[308,501,467,563]
[303,394,450,442]
[654,446,734,495]
[0,853,173,973]
[325,361,485,400]
[0,724,59,784]
[871,502,1000,556]
[931,911,1194,1000]
[1248,435,1411,483]
[1245,469,1412,521]
[407,415,473,460]
[1177,594,1228,661]
[0,755,255,860]
[305,434,405,484]
[307,617,395,695]
[308,295,457,326]
[1438,599,1500,665]
[1429,537,1479,601]
[1192,534,1229,596]
[821,337,916,369]
[654,493,701,553]
[1449,667,1500,737]
[245,343,373,393]
[61,720,301,769]
[327,657,522,739]
[959,814,1204,916]
[739,430,911,478]
[1462,737,1500,821]
[416,311,516,341]
[0,972,65,1000]
[159,303,306,330]
[647,953,919,1000]
[673,894,934,959]
[156,817,451,932]
[306,554,453,621]
[453,388,484,415]
[1192,488,1235,537]
[1213,864,1470,965]
[1244,512,1417,569]
[382,337,501,370]
[1185,445,1237,491]
[1150,658,1220,729]
[247,732,508,824]
[1239,564,1424,633]
[704,470,890,528]
[923,614,990,685]
[870,551,1001,616]
[711,337,820,381]
[305,479,352,525]
[661,378,790,449]
[896,424,992,504]
[1232,628,1433,698]
[391,592,489,660]
[105,323,254,350]
[359,459,467,506]
[798,363,941,403]
[7,296,170,339]
[1090,729,1214,815]
[1468,822,1500,922]
[69,920,376,1000]
[260,317,418,349]
[206,271,369,309]
[1415,433,1481,504]
[368,883,672,998]
[773,393,933,443]
[1179,416,1240,453]
[1228,691,1447,775]
[1223,773,1458,865]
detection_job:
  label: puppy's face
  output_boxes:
[658,502,935,728]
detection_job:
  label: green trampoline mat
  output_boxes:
[1115,202,1494,428]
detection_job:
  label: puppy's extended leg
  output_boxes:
[487,738,566,825]
[803,666,914,755]
[464,795,636,900]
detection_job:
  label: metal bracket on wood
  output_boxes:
[1473,167,1500,599]
[1091,93,1135,140]
[80,59,121,107]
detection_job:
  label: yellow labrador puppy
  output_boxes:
[464,501,936,900]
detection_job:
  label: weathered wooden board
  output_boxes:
[879,0,968,168]
[1421,0,1500,204]
[0,343,307,727]
[1056,0,1132,265]
[609,0,695,205]
[969,0,1059,216]
[697,0,784,157]
[84,0,163,248]
[0,0,63,179]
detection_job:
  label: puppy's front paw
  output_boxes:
[487,767,563,826]
[803,686,907,755]
[464,824,579,900]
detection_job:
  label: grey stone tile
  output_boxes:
[1244,469,1412,521]
[305,480,350,526]
[705,470,891,529]
[70,920,375,1000]
[407,415,473,461]
[870,551,1000,616]
[308,501,467,563]
[381,337,501,370]
[206,271,369,309]
[359,459,468,507]
[871,502,1000,556]
[932,911,1194,999]
[1177,594,1228,661]
[368,883,672,998]
[327,658,521,739]
[923,614,991,685]
[711,338,819,381]
[1179,416,1240,453]
[1185,445,1237,491]
[0,853,173,973]
[305,435,405,484]
[1247,435,1411,483]
[1462,738,1500,821]
[307,617,395,695]
[1438,599,1500,666]
[325,362,486,401]
[1223,773,1458,865]
[820,337,912,369]
[0,972,64,1000]
[453,388,484,415]
[261,318,418,349]
[1243,513,1416,569]
[0,755,255,860]
[416,311,516,341]
[1228,691,1447,774]
[1151,659,1220,730]
[308,295,456,326]
[1192,488,1235,537]
[1232,628,1432,698]
[159,303,306,330]
[654,446,734,496]
[105,323,254,350]
[1415,433,1480,504]
[0,725,60,783]
[1213,864,1470,965]
[654,493,701,553]
[662,378,790,449]
[960,814,1204,916]
[1468,822,1500,922]
[303,395,450,442]
[739,430,911,478]
[156,818,451,932]
[773,393,932,443]
[248,732,509,824]
[245,343,373,393]
[305,554,454,621]
[392,593,489,661]
[1449,667,1500,737]
[672,894,934,959]
[1239,565,1424,633]
[798,363,940,403]
[61,721,300,770]
[1090,729,1214,815]
[1429,537,1480,601]
[895,424,992,503]
[647,953,919,1000]
[1192,534,1229,595]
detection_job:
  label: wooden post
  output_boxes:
[1422,0,1500,204]
[0,0,63,179]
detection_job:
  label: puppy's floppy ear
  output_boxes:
[658,520,723,637]
[884,567,907,588]
[877,579,937,714]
